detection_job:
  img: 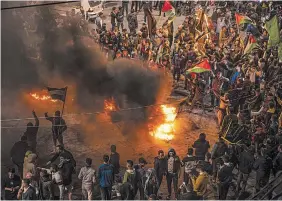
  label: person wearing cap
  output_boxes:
[10,136,30,178]
[2,168,21,200]
[45,110,67,151]
[23,110,39,153]
[134,157,148,199]
[78,158,96,200]
[153,150,167,193]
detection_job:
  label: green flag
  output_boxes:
[265,15,280,48]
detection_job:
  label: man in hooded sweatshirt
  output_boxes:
[23,110,39,153]
[123,160,137,198]
[10,136,30,178]
[191,164,209,198]
[192,133,210,161]
[166,148,181,199]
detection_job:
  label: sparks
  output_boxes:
[150,105,176,141]
[104,97,117,112]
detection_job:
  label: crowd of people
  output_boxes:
[3,0,282,200]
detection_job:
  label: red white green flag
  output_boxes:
[162,0,173,12]
[244,35,260,55]
[186,59,211,74]
[235,13,253,25]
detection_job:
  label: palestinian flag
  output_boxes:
[265,15,280,48]
[243,35,260,55]
[47,87,67,102]
[235,13,253,25]
[162,0,173,12]
[186,59,211,74]
[161,0,176,29]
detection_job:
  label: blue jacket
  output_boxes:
[98,164,114,187]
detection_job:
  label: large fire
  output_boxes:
[104,98,118,112]
[150,105,176,141]
[30,92,57,102]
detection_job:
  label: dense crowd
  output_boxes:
[2,0,282,200]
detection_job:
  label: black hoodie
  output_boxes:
[154,156,167,176]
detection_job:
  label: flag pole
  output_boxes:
[61,87,68,118]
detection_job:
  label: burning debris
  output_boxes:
[150,105,177,141]
[30,92,57,102]
[104,97,118,113]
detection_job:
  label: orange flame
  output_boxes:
[30,92,57,102]
[104,98,117,112]
[150,105,176,141]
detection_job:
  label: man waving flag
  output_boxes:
[186,59,211,74]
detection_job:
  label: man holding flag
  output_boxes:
[185,59,211,113]
[44,87,68,151]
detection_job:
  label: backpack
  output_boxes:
[184,159,196,174]
[125,171,136,190]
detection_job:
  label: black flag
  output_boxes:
[46,87,67,102]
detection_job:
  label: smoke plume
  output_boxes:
[36,8,162,113]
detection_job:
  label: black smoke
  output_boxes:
[1,2,40,91]
[35,8,162,126]
[37,9,161,105]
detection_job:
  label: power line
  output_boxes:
[1,107,189,129]
[1,100,183,123]
[1,1,79,11]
